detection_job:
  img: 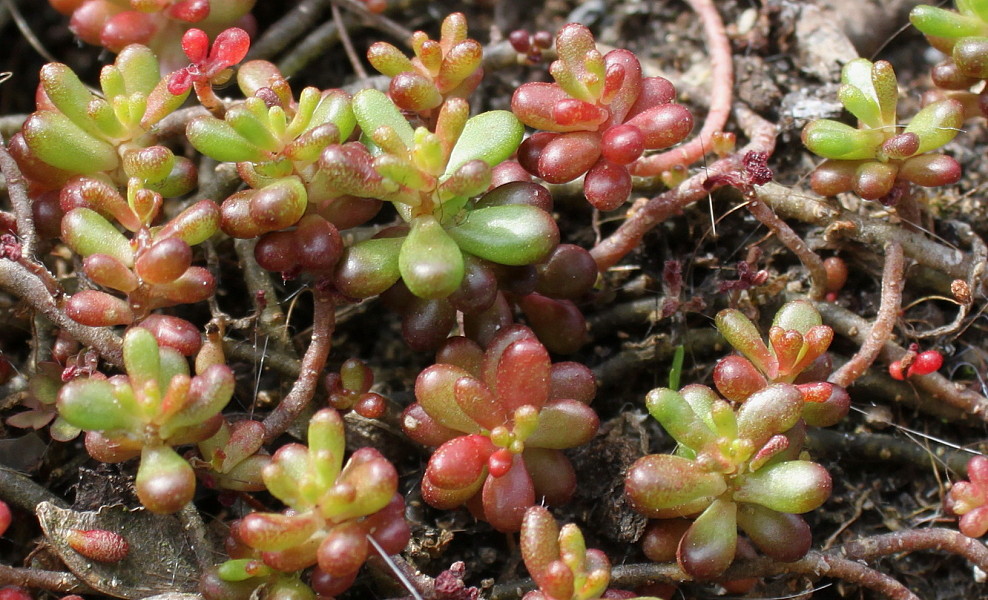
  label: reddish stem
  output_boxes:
[629,0,733,176]
[746,196,828,299]
[829,241,904,388]
[262,286,335,442]
[591,105,777,271]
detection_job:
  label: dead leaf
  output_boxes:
[37,502,201,599]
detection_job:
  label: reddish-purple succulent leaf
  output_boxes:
[713,355,767,402]
[415,364,482,433]
[482,453,535,532]
[401,403,463,447]
[495,338,551,414]
[735,384,804,448]
[453,377,506,430]
[625,454,726,515]
[520,506,561,583]
[317,521,369,577]
[548,361,596,404]
[537,131,602,183]
[736,503,812,562]
[524,399,598,449]
[678,498,738,579]
[716,309,775,376]
[524,447,577,506]
[425,434,494,491]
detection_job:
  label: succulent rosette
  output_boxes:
[802,58,963,202]
[712,300,850,427]
[946,455,988,538]
[401,326,599,532]
[911,0,988,116]
[328,90,558,302]
[367,12,483,121]
[15,44,192,193]
[511,22,694,210]
[224,409,409,597]
[624,383,832,578]
[56,327,235,513]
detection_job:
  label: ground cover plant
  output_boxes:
[2,1,988,599]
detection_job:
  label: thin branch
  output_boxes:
[246,0,334,61]
[334,0,415,43]
[745,193,828,299]
[0,467,69,512]
[0,260,123,366]
[839,528,988,573]
[331,0,369,79]
[629,0,733,177]
[829,241,905,388]
[755,182,970,281]
[0,564,92,594]
[262,286,336,442]
[0,139,37,258]
[591,104,777,271]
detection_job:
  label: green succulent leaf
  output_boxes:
[771,300,822,334]
[445,204,558,266]
[625,454,727,513]
[23,112,119,174]
[801,119,885,160]
[335,236,404,299]
[734,460,832,514]
[61,208,134,266]
[910,5,988,39]
[123,327,162,394]
[186,116,268,163]
[399,215,464,299]
[645,387,716,451]
[352,89,415,151]
[56,379,134,431]
[904,98,965,154]
[443,110,524,179]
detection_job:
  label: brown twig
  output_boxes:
[0,564,92,594]
[0,139,37,258]
[246,0,334,61]
[629,0,733,177]
[840,528,988,572]
[745,194,829,299]
[0,260,123,366]
[829,241,905,388]
[262,286,336,443]
[591,104,777,271]
[331,0,369,79]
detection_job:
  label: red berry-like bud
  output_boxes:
[66,529,130,562]
[0,586,31,600]
[601,124,646,165]
[488,448,514,478]
[908,350,944,377]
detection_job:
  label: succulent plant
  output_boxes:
[511,22,693,210]
[193,419,269,492]
[401,326,599,531]
[328,94,558,301]
[47,0,255,71]
[222,409,409,597]
[801,58,963,203]
[367,12,483,123]
[946,455,988,538]
[55,327,235,513]
[911,1,988,116]
[323,358,387,419]
[520,506,637,600]
[15,44,192,193]
[624,383,832,578]
[712,301,849,428]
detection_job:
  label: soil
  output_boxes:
[2,1,988,600]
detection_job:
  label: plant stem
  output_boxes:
[829,241,904,388]
[262,286,335,442]
[840,528,988,572]
[0,138,37,258]
[247,0,334,61]
[0,260,123,366]
[0,564,92,594]
[629,0,733,176]
[745,193,828,299]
